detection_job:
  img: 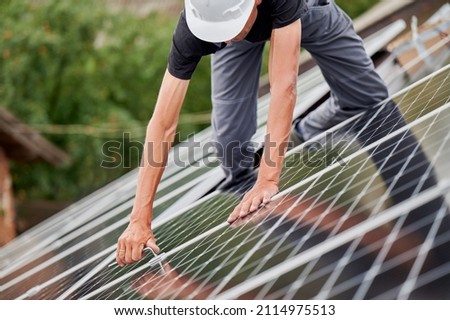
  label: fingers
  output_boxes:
[125,242,133,265]
[116,244,126,267]
[227,203,242,224]
[131,243,145,262]
[146,238,161,254]
[227,183,279,224]
[227,195,264,224]
[250,196,261,212]
[116,243,148,266]
[116,231,161,267]
[263,191,272,204]
[229,211,253,228]
[239,200,253,218]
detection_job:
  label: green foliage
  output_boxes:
[335,0,380,19]
[0,0,379,207]
[1,0,210,202]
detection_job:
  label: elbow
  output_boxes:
[147,116,178,142]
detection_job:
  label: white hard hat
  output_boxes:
[185,0,255,43]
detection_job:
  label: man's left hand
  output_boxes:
[227,179,279,224]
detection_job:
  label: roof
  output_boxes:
[0,15,449,300]
[0,107,70,166]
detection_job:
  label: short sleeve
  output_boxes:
[271,0,307,29]
[168,11,225,80]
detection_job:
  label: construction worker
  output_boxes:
[116,0,392,266]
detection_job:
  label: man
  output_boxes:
[116,0,391,266]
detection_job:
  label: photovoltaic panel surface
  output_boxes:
[1,19,407,263]
[0,21,405,274]
[72,92,450,300]
[1,23,449,300]
[1,63,446,300]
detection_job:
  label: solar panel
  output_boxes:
[71,86,450,300]
[0,21,405,273]
[1,20,449,300]
[91,92,450,299]
[0,21,404,268]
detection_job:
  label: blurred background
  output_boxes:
[0,0,388,240]
[2,0,450,301]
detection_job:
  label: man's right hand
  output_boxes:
[116,221,160,267]
[114,70,189,267]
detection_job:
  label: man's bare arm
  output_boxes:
[116,69,189,266]
[228,19,301,223]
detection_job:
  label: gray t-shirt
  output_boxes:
[168,0,307,80]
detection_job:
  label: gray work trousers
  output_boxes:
[211,0,389,186]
